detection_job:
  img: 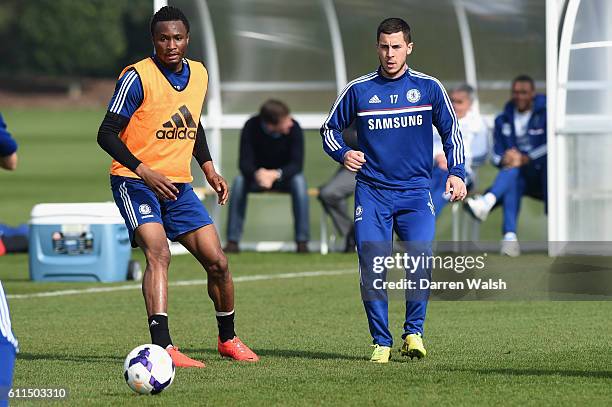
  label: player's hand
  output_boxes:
[135,164,179,200]
[343,150,366,172]
[207,173,229,205]
[446,175,467,202]
[203,162,229,205]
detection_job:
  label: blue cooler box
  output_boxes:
[29,203,132,282]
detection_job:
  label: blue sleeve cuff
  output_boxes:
[448,166,466,182]
[0,134,17,156]
[330,146,351,165]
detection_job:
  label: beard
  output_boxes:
[379,57,406,77]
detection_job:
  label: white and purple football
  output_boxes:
[123,344,175,395]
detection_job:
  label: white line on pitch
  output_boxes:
[6,269,355,300]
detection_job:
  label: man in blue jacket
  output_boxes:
[321,18,466,363]
[465,75,547,256]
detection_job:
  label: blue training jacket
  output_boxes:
[321,67,465,190]
[491,94,547,168]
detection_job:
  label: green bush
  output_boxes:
[0,0,151,77]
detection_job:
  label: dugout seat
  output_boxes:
[194,187,332,254]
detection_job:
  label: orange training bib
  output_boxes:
[110,57,208,183]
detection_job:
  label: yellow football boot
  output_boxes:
[370,344,392,363]
[400,333,427,360]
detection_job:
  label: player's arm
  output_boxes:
[321,85,364,171]
[430,81,466,201]
[97,112,140,171]
[0,133,17,171]
[97,69,143,172]
[0,152,17,171]
[193,123,228,205]
[97,69,178,200]
[97,113,178,201]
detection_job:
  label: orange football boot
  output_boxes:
[166,346,205,368]
[218,337,259,362]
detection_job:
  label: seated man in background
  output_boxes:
[225,100,310,253]
[318,122,358,252]
[465,75,547,256]
[430,84,488,217]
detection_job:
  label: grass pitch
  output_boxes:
[3,252,612,406]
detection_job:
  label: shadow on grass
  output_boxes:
[22,350,608,381]
[18,352,124,364]
[19,348,365,364]
[189,347,365,361]
[1,276,31,282]
[444,366,612,379]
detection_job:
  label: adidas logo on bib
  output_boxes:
[368,95,381,104]
[156,105,197,140]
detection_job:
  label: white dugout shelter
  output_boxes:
[153,0,611,251]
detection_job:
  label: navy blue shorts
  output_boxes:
[110,175,213,247]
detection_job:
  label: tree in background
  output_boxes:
[119,0,154,70]
[0,0,151,78]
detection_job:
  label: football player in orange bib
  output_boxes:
[97,6,258,367]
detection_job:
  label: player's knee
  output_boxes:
[145,245,171,269]
[206,253,229,280]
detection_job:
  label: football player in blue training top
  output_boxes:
[0,112,19,405]
[321,18,466,363]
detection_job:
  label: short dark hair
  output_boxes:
[451,84,475,101]
[260,100,290,125]
[150,6,190,35]
[512,74,535,89]
[377,18,412,44]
